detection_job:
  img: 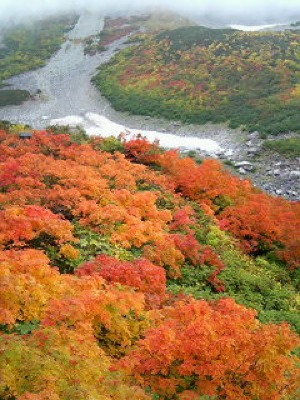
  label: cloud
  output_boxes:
[1,0,300,24]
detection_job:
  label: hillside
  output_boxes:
[0,15,77,106]
[94,26,300,135]
[83,13,194,56]
[0,127,299,399]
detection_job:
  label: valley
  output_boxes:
[0,12,299,199]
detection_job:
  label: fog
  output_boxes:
[0,0,300,25]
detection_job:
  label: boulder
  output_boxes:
[247,147,260,155]
[290,171,300,178]
[235,161,253,168]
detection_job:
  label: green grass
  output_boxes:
[0,89,30,107]
[264,137,300,157]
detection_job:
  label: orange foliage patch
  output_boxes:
[118,298,300,400]
[76,254,167,309]
[123,138,299,268]
[0,205,75,249]
[0,249,65,324]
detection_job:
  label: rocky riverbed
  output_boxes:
[0,12,299,200]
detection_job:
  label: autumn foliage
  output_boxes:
[77,255,167,308]
[0,249,65,325]
[124,137,300,266]
[95,26,300,135]
[0,205,75,249]
[0,130,299,399]
[119,298,300,400]
[0,327,150,400]
[219,193,300,262]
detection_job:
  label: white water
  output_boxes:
[50,113,222,153]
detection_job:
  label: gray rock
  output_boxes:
[247,147,260,155]
[290,171,300,178]
[244,164,255,172]
[249,131,259,138]
[225,150,234,157]
[239,168,247,175]
[235,161,253,168]
[273,169,281,176]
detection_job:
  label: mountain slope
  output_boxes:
[0,15,77,106]
[94,26,300,135]
[0,128,299,399]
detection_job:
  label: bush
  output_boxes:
[264,137,300,157]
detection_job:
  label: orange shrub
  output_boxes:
[0,205,75,249]
[118,298,300,400]
[76,255,167,309]
[0,250,65,324]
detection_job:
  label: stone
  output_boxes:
[234,161,253,168]
[243,164,255,172]
[290,171,300,178]
[239,168,247,175]
[247,147,260,155]
[249,131,259,138]
[225,150,234,157]
[273,169,281,176]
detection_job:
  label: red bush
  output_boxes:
[77,255,167,308]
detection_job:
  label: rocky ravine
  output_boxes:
[0,12,299,200]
